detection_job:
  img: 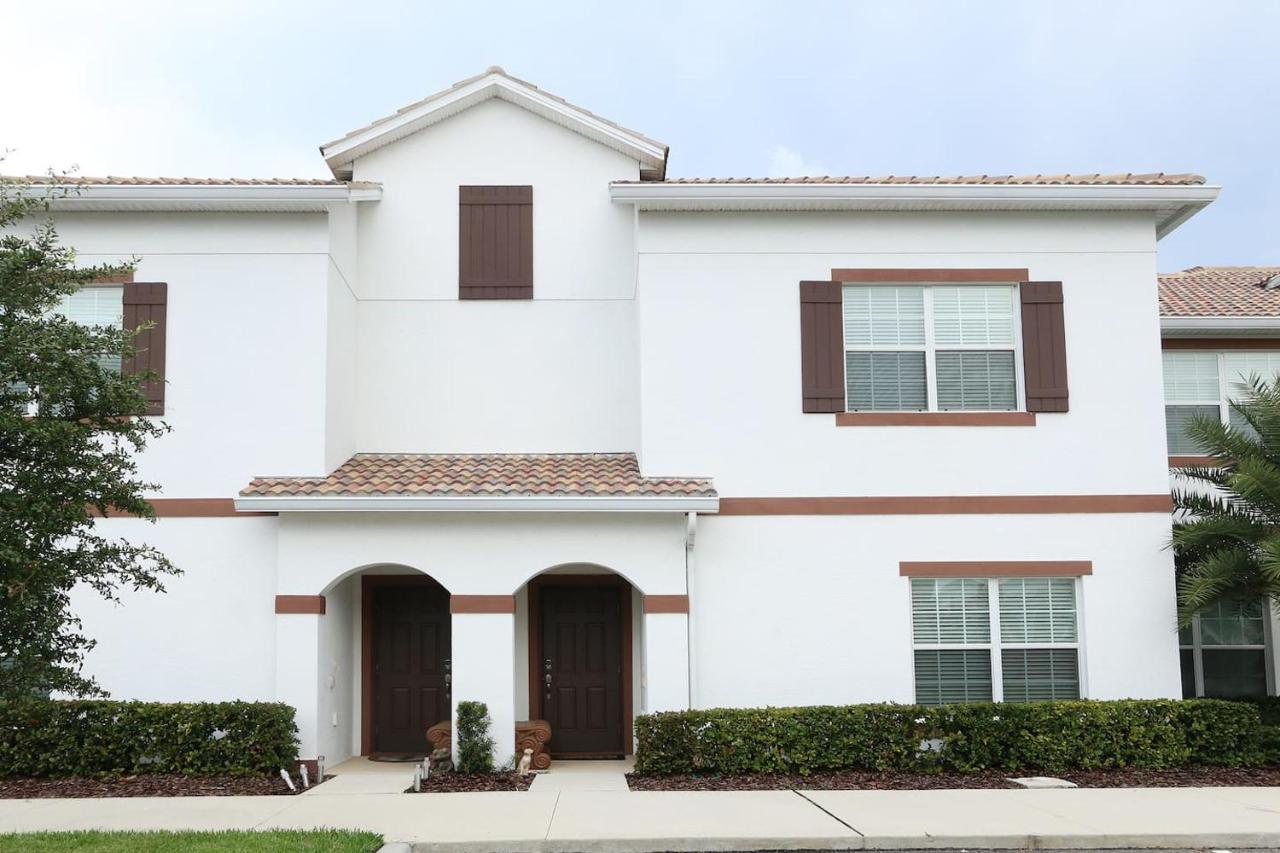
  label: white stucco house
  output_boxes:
[29,67,1232,768]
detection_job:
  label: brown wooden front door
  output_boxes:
[372,584,450,753]
[539,585,624,756]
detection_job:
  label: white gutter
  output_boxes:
[18,183,382,212]
[1162,317,1280,333]
[233,494,719,513]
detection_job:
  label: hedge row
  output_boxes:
[633,699,1263,775]
[0,700,298,778]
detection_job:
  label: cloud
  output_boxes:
[767,145,828,178]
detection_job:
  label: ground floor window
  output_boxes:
[1180,598,1272,698]
[910,576,1081,704]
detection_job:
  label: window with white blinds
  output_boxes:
[911,576,1082,705]
[1162,350,1280,455]
[53,286,125,372]
[843,285,1019,412]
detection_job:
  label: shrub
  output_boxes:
[455,700,495,774]
[633,699,1263,775]
[0,700,298,778]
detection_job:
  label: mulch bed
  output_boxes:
[0,773,331,798]
[409,771,533,793]
[627,766,1280,791]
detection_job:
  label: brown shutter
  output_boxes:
[1020,281,1068,413]
[123,282,168,416]
[799,281,844,413]
[459,185,533,299]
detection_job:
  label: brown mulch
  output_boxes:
[0,773,331,798]
[409,771,533,792]
[627,766,1280,791]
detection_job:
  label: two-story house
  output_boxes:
[33,68,1221,769]
[1160,266,1280,699]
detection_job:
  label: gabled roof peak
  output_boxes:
[320,67,668,181]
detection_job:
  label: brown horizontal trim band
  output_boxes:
[1162,338,1280,350]
[836,411,1036,426]
[451,595,516,614]
[900,560,1093,578]
[1170,455,1220,468]
[715,494,1173,516]
[831,268,1029,283]
[275,595,326,614]
[95,498,276,518]
[644,595,689,614]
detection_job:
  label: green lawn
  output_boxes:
[0,829,383,852]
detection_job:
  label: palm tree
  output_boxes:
[1173,375,1280,625]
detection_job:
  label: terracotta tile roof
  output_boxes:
[10,175,360,186]
[241,453,716,499]
[618,173,1205,186]
[1159,266,1280,318]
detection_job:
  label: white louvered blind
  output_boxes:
[932,286,1015,347]
[1162,352,1219,402]
[998,578,1077,643]
[846,352,927,411]
[843,286,924,346]
[53,286,124,372]
[914,650,993,704]
[1001,649,1080,702]
[935,351,1017,410]
[1223,352,1280,387]
[911,578,990,644]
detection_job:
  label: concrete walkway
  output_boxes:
[5,785,1280,850]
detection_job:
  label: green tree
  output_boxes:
[0,176,178,700]
[1173,375,1280,625]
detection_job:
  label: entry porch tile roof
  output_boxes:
[1158,266,1280,317]
[241,453,716,499]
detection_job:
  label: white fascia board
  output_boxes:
[27,183,381,213]
[609,182,1219,237]
[1162,317,1280,333]
[234,495,720,513]
[321,74,666,173]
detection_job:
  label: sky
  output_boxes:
[2,0,1276,271]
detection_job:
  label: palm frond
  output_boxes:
[1177,546,1260,626]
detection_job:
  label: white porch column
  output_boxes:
[643,596,691,713]
[273,599,324,762]
[451,597,516,765]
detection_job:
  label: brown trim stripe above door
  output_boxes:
[831,268,1030,283]
[899,561,1093,578]
[275,595,326,614]
[643,595,689,614]
[1169,455,1219,468]
[450,595,517,614]
[714,494,1173,516]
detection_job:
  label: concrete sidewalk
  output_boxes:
[5,785,1280,850]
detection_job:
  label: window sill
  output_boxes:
[1169,455,1220,468]
[836,411,1036,426]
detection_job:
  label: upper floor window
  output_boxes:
[843,285,1020,412]
[459,185,532,299]
[1162,350,1280,454]
[910,576,1081,704]
[54,285,124,372]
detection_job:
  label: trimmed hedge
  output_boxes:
[633,699,1264,775]
[0,700,299,778]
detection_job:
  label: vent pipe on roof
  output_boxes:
[1263,273,1280,290]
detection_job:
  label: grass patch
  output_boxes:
[0,829,383,852]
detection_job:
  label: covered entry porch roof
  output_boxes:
[235,452,717,513]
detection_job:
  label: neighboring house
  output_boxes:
[1160,265,1280,699]
[22,68,1223,769]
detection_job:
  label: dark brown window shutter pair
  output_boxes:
[797,279,1069,414]
[123,282,168,415]
[459,185,532,299]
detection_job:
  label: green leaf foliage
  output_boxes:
[455,700,495,773]
[0,700,299,778]
[0,176,179,699]
[632,700,1263,775]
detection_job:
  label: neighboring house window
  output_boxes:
[458,185,533,299]
[843,285,1020,412]
[910,577,1081,704]
[1180,599,1272,698]
[1163,350,1280,454]
[54,285,125,372]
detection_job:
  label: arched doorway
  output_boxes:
[522,566,637,758]
[358,571,451,755]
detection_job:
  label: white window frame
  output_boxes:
[909,576,1085,704]
[841,284,1026,413]
[1180,600,1275,697]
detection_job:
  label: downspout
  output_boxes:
[685,511,697,709]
